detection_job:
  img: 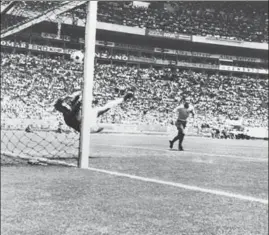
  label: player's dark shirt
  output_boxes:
[63,113,81,132]
[61,93,82,132]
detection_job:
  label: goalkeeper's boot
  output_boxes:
[178,145,184,151]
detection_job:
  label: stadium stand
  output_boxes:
[0,1,268,132]
[94,2,268,43]
[2,1,268,42]
[1,51,268,128]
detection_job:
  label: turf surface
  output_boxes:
[1,132,268,235]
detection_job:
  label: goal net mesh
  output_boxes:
[1,1,89,166]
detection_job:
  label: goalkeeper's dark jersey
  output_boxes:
[55,92,82,132]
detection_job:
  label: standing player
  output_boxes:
[54,90,134,133]
[169,97,195,151]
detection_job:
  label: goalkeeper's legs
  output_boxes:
[90,92,134,133]
[89,97,124,134]
[96,91,133,117]
[96,98,123,117]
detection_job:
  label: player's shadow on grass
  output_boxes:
[89,154,131,159]
[89,156,114,159]
[169,149,183,152]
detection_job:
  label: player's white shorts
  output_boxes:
[89,108,101,133]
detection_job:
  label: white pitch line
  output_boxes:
[94,144,268,162]
[100,134,267,149]
[87,167,268,205]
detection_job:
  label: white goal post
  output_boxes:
[79,1,98,168]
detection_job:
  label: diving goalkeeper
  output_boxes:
[54,90,134,133]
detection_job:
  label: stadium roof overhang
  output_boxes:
[0,1,87,39]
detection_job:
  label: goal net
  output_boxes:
[1,1,95,167]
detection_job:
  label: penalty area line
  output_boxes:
[86,167,268,205]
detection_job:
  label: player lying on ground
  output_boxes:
[169,97,195,151]
[54,90,134,133]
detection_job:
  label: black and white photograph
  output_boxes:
[1,1,268,234]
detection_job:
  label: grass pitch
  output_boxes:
[1,132,268,235]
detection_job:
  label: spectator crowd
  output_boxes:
[97,1,267,43]
[1,52,268,129]
[1,1,268,43]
